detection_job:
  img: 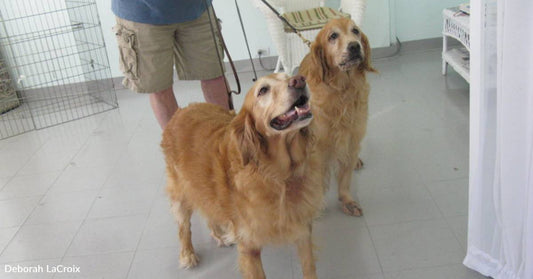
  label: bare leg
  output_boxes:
[149,87,179,129]
[338,161,363,216]
[238,243,266,279]
[171,200,198,268]
[201,75,230,110]
[296,225,317,279]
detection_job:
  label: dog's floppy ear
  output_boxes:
[309,40,330,84]
[358,32,377,73]
[230,110,266,166]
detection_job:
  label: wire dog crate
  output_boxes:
[0,0,117,139]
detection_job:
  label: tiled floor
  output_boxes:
[0,49,486,279]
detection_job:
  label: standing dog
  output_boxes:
[299,18,375,216]
[162,73,324,279]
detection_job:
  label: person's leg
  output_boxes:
[175,6,231,110]
[201,75,230,110]
[114,17,177,129]
[149,87,179,129]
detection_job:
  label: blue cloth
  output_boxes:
[112,0,214,25]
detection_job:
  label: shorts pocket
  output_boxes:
[114,25,139,80]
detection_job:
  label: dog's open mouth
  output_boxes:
[270,95,312,130]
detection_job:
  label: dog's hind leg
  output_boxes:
[171,200,199,268]
[337,161,363,216]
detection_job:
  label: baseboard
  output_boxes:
[224,56,278,74]
[373,37,462,59]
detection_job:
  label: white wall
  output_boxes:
[394,0,465,42]
[95,0,122,78]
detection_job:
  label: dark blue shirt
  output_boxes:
[112,0,214,25]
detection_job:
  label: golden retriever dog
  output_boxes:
[298,18,375,217]
[161,73,324,279]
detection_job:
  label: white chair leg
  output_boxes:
[442,35,448,75]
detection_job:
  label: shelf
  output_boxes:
[443,47,470,82]
[442,7,470,83]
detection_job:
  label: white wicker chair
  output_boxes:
[252,0,367,74]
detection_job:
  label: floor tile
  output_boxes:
[358,182,442,226]
[69,139,125,169]
[47,165,112,193]
[0,222,81,263]
[0,227,19,254]
[427,178,469,217]
[334,273,385,279]
[293,220,382,279]
[369,219,465,272]
[0,152,34,179]
[24,190,99,225]
[127,245,240,279]
[17,148,77,175]
[66,215,146,256]
[384,264,486,279]
[446,215,468,251]
[0,173,60,201]
[0,197,41,229]
[87,186,157,219]
[0,177,11,190]
[101,155,163,190]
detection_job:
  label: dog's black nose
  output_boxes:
[348,42,361,55]
[289,75,306,89]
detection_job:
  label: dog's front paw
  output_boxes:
[341,201,363,217]
[179,251,199,269]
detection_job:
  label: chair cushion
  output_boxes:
[281,7,351,32]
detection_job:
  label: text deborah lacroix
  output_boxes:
[4,264,81,274]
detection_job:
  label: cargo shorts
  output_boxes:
[113,7,225,93]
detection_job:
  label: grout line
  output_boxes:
[56,111,133,265]
[0,113,111,267]
[124,183,164,279]
[422,177,467,259]
[360,202,386,277]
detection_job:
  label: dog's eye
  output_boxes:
[258,86,269,96]
[328,32,338,41]
[352,28,360,35]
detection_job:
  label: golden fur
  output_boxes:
[162,73,324,279]
[299,18,375,216]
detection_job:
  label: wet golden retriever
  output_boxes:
[161,73,324,279]
[299,18,375,216]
